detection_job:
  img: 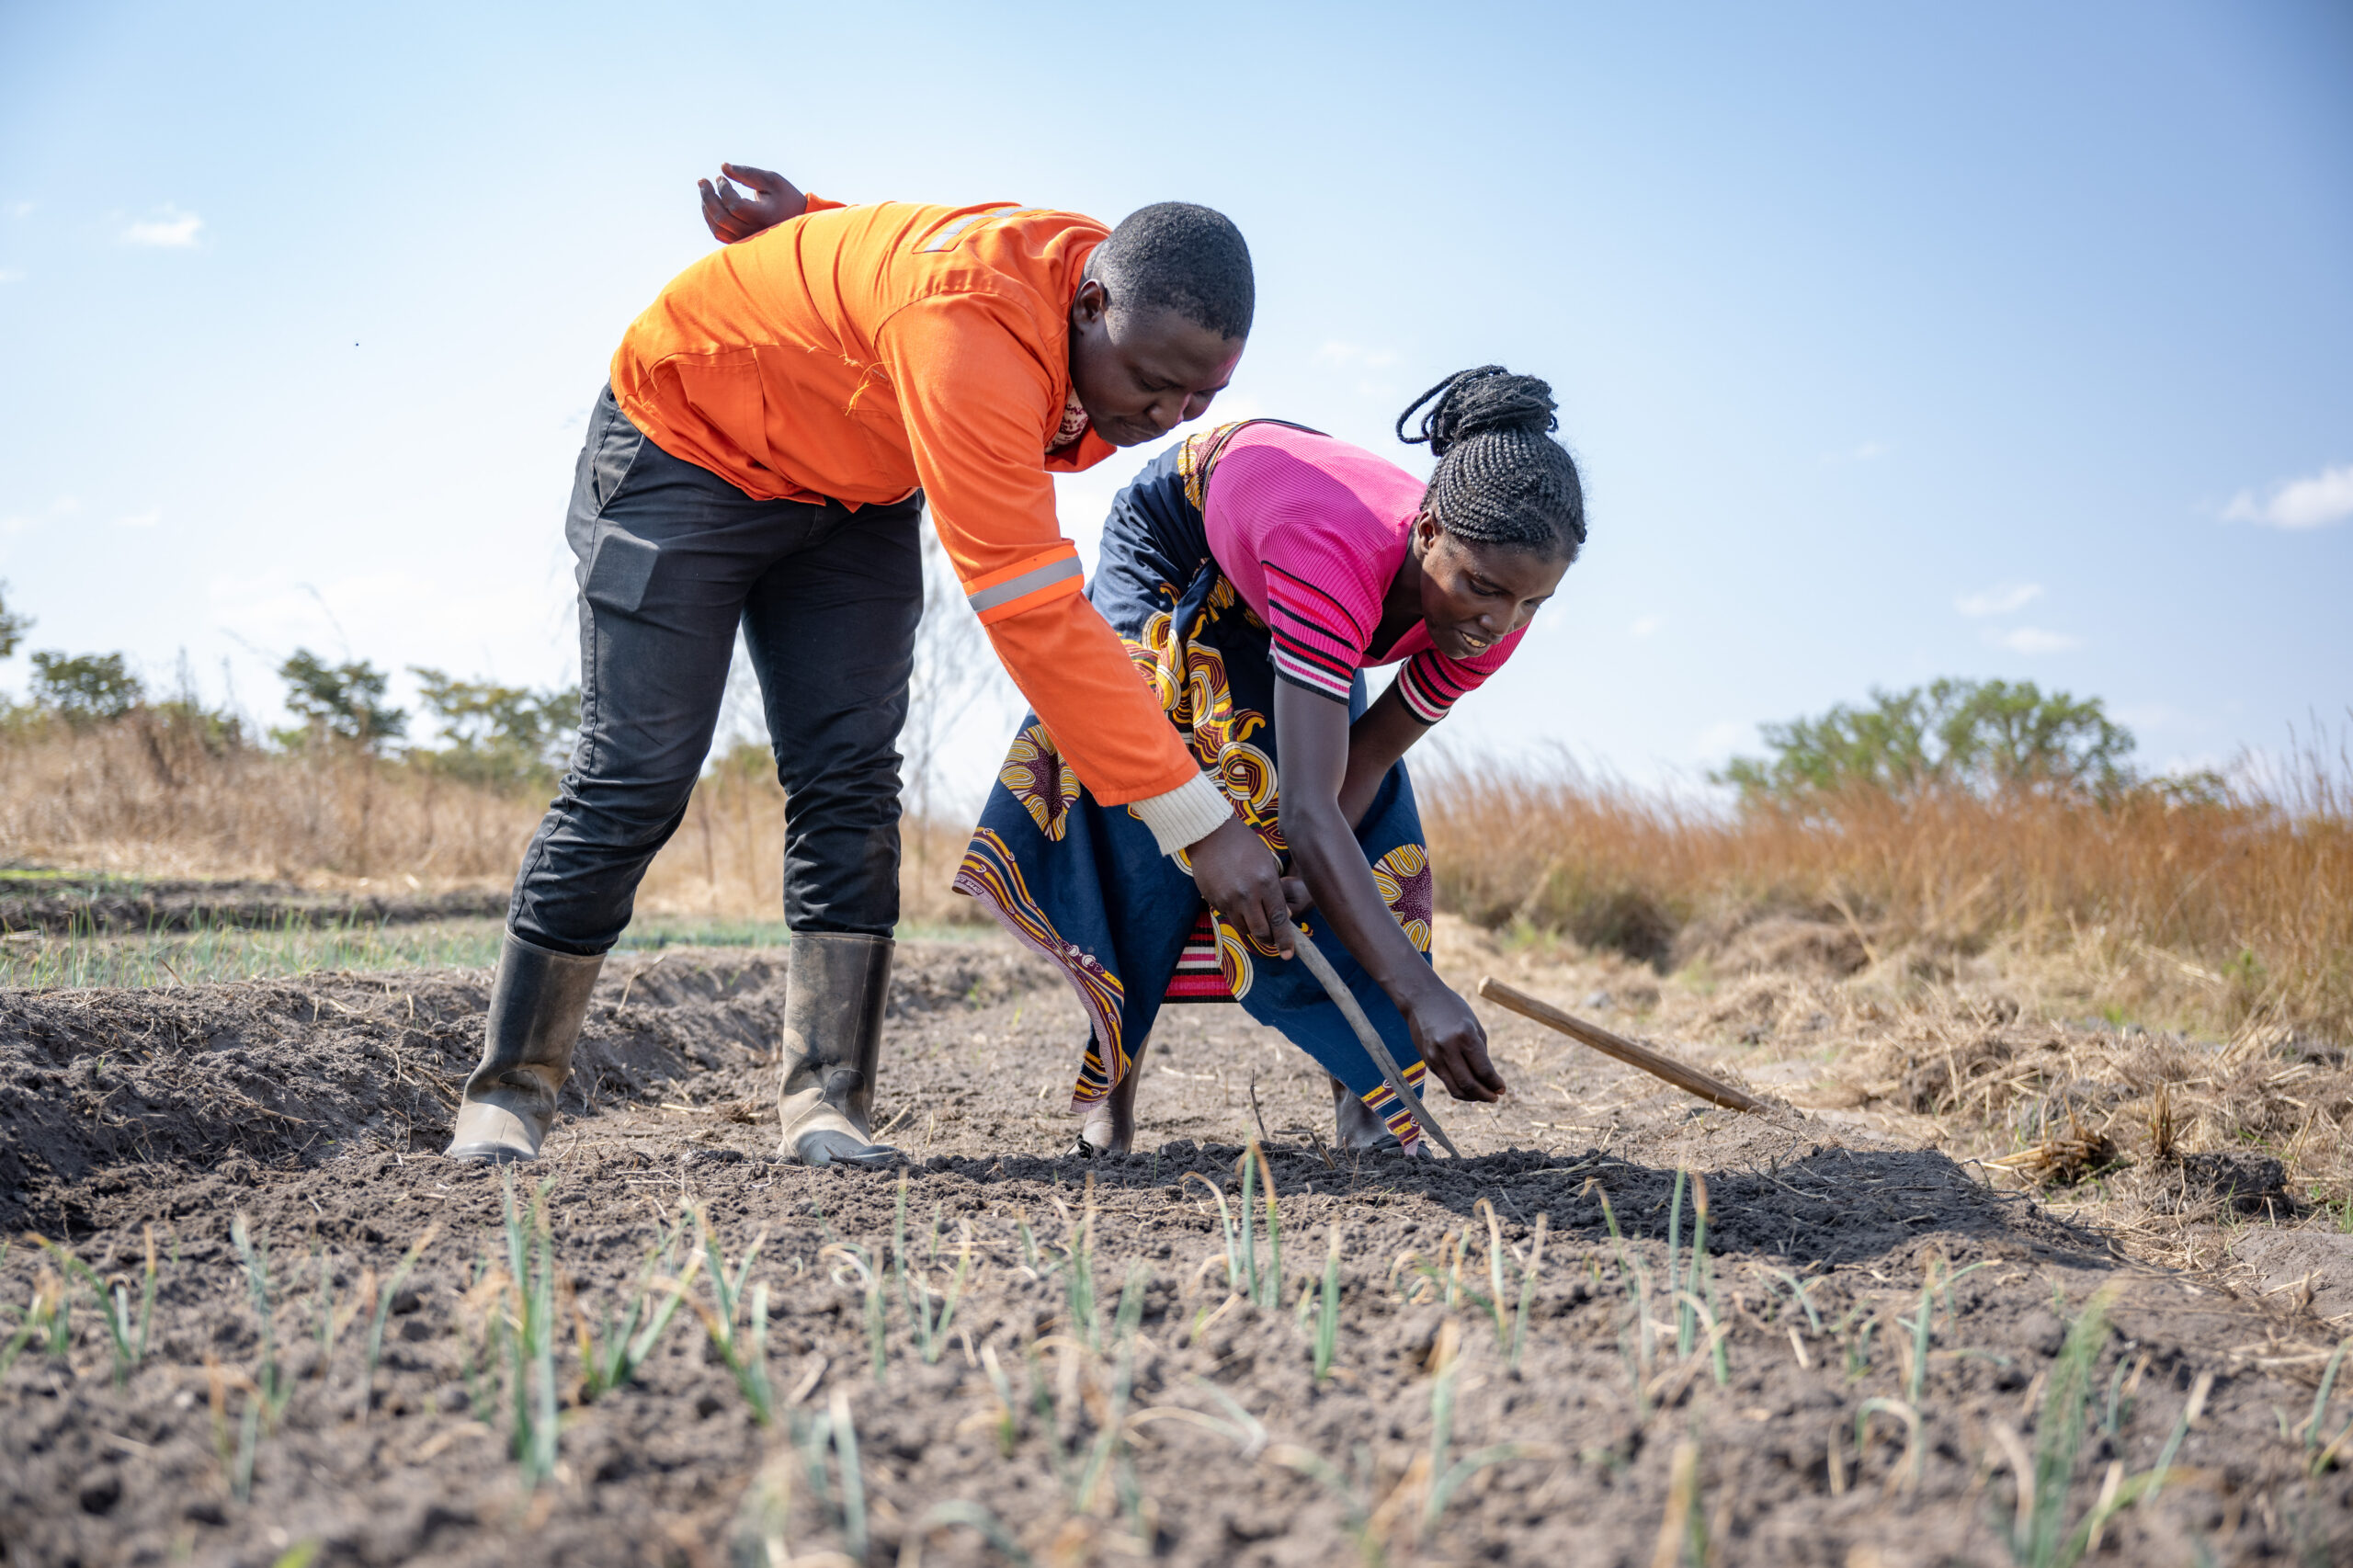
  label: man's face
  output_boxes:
[1067,278,1245,448]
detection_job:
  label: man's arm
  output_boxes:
[878,296,1298,952]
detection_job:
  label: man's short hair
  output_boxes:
[1089,202,1254,341]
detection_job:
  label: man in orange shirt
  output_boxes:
[445,166,1294,1168]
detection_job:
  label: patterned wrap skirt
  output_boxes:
[953,443,1438,1149]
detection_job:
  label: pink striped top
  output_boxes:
[1191,422,1524,722]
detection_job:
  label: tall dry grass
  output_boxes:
[5,714,2346,1036]
[1421,737,2353,1040]
[0,717,981,925]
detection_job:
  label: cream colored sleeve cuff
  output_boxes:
[1129,772,1235,857]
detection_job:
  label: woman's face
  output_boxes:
[1415,515,1571,660]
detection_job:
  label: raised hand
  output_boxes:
[697,163,807,244]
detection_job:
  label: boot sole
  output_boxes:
[443,1142,539,1164]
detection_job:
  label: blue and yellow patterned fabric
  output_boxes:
[954,442,1437,1148]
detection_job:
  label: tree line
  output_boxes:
[0,580,579,792]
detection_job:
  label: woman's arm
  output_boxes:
[1336,682,1431,829]
[1276,681,1505,1101]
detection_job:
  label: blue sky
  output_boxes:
[2,0,2347,805]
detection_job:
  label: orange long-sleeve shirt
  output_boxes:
[608,199,1208,814]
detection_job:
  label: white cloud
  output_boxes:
[2221,462,2353,530]
[116,509,162,528]
[122,209,203,248]
[1821,440,1888,467]
[4,202,29,220]
[1987,626,2081,654]
[1954,581,2043,617]
[1629,614,1665,638]
[0,515,33,538]
[0,269,22,285]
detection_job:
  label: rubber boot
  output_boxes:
[777,933,900,1169]
[1074,1034,1150,1156]
[444,931,606,1163]
[1333,1074,1405,1153]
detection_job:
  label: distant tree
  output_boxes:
[28,651,144,724]
[1715,677,2136,803]
[276,650,406,751]
[410,667,579,789]
[0,581,28,661]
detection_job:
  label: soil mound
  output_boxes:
[0,940,1061,1233]
[0,874,508,935]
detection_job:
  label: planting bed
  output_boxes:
[1,929,2347,1566]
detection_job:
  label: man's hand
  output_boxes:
[1403,987,1506,1103]
[698,164,807,244]
[1188,816,1297,960]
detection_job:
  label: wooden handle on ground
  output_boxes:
[1475,977,1768,1115]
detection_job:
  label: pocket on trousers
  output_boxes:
[590,398,648,513]
[583,525,660,615]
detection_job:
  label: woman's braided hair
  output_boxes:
[1395,366,1586,560]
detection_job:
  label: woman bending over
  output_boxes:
[956,366,1586,1155]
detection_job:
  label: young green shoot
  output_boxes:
[358,1221,439,1420]
[1666,1168,1692,1357]
[229,1213,294,1430]
[2305,1336,2352,1476]
[981,1342,1020,1458]
[1181,1172,1242,1295]
[682,1209,775,1424]
[1475,1201,1512,1347]
[1254,1142,1283,1312]
[1238,1145,1262,1306]
[1315,1225,1344,1384]
[2013,1284,2117,1568]
[490,1170,562,1488]
[576,1215,695,1401]
[1509,1213,1548,1372]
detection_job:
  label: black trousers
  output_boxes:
[507,386,923,952]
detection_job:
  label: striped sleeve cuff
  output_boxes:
[1128,771,1236,856]
[1396,654,1456,723]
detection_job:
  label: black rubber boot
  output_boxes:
[444,931,605,1162]
[777,933,899,1169]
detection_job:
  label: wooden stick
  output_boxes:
[1475,977,1768,1114]
[1291,931,1461,1158]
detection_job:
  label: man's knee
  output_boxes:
[551,767,703,851]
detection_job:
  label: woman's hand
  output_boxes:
[1402,984,1507,1102]
[1188,816,1298,960]
[698,164,807,244]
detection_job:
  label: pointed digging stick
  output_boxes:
[1290,931,1461,1159]
[1475,977,1767,1114]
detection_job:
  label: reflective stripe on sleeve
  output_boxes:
[964,549,1086,624]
